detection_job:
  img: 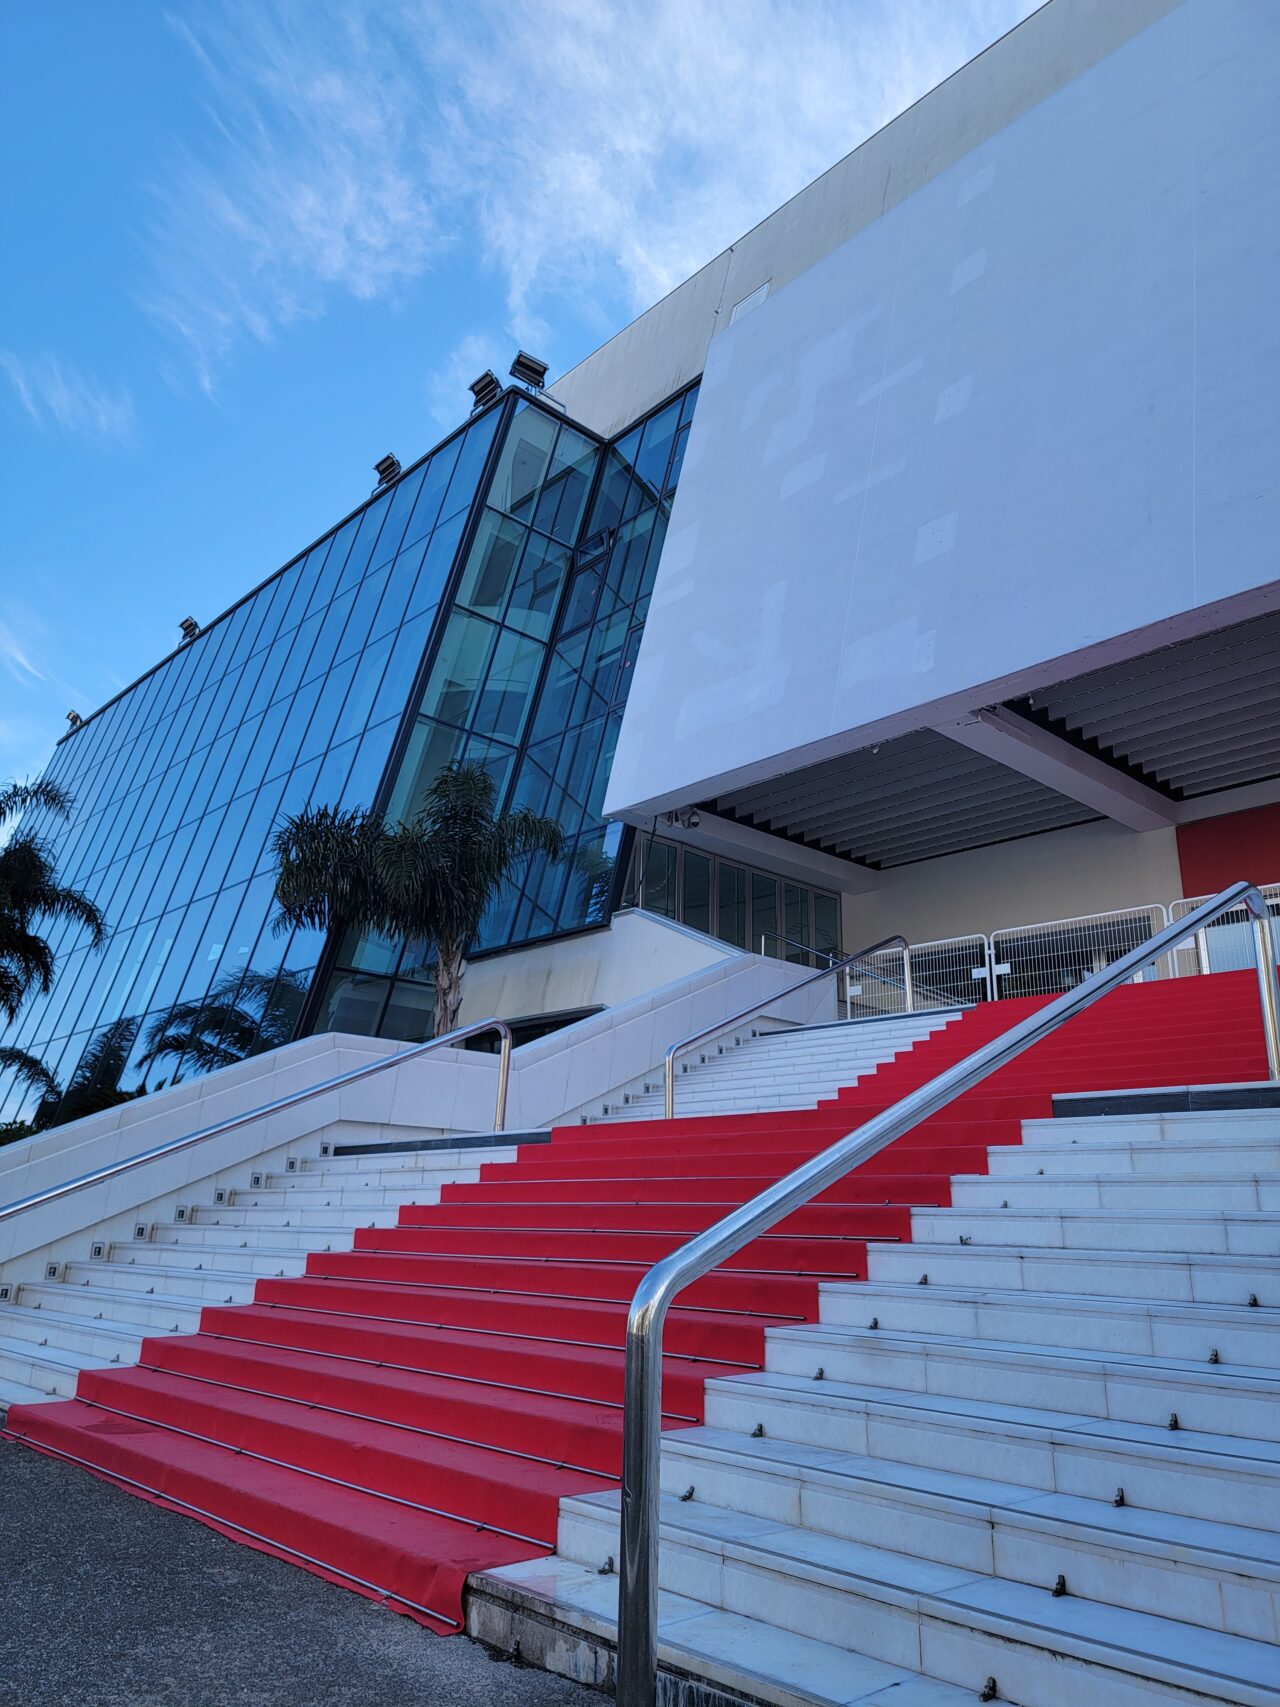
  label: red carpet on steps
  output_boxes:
[3,971,1271,1630]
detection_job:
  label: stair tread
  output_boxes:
[483,1552,976,1707]
[666,1424,1280,1571]
[710,1369,1280,1468]
[841,1278,1280,1323]
[768,1318,1280,1385]
[564,1488,1280,1694]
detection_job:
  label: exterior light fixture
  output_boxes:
[509,351,549,390]
[469,370,502,410]
[179,616,201,641]
[374,453,401,486]
[66,710,83,729]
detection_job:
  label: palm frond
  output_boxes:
[0,1045,59,1100]
[0,779,71,830]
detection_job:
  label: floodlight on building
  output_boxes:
[469,370,502,410]
[509,351,549,390]
[374,453,401,486]
[179,616,201,642]
[67,710,83,729]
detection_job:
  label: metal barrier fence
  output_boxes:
[1169,883,1280,977]
[989,903,1170,1000]
[847,886,1278,1013]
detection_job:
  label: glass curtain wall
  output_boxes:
[0,408,501,1121]
[624,833,842,965]
[315,386,700,1039]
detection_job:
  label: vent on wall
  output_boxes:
[729,281,770,325]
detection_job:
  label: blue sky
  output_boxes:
[0,0,1035,792]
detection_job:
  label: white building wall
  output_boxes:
[603,0,1280,820]
[838,819,1185,951]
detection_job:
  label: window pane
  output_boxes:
[814,893,841,960]
[784,884,810,962]
[751,873,779,958]
[419,612,496,728]
[717,864,747,949]
[643,841,677,919]
[682,852,711,935]
[487,406,558,522]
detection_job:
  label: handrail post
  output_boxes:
[617,1272,669,1707]
[1251,907,1280,1080]
[494,1026,512,1130]
[902,945,914,1013]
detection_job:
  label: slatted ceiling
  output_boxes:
[1021,609,1280,799]
[714,728,1095,868]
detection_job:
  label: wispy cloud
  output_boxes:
[149,0,1036,390]
[0,350,136,445]
[0,616,45,687]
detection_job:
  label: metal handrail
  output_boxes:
[755,930,840,967]
[662,934,909,1119]
[617,880,1280,1706]
[0,1017,515,1226]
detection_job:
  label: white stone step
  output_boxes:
[18,1281,203,1334]
[908,1206,1280,1256]
[654,1422,1280,1639]
[124,1238,311,1271]
[0,1333,100,1400]
[478,1550,978,1707]
[63,1260,261,1303]
[186,1203,401,1229]
[147,1222,362,1251]
[763,1321,1280,1443]
[703,1370,1280,1533]
[295,1145,518,1175]
[866,1240,1279,1307]
[1027,1111,1280,1147]
[232,1181,450,1209]
[557,1487,1280,1707]
[0,1302,160,1363]
[951,1172,1280,1211]
[823,1281,1280,1369]
[990,1136,1280,1177]
[0,1373,50,1414]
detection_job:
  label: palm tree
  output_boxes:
[273,760,565,1038]
[0,779,106,1106]
[1,1015,145,1133]
[1,779,105,1024]
[139,968,312,1074]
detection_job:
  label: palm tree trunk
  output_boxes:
[433,941,467,1038]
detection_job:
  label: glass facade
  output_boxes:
[623,834,842,966]
[0,407,501,1120]
[314,385,700,1038]
[1,372,816,1117]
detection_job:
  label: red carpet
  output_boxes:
[3,971,1270,1630]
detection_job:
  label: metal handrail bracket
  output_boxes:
[0,1017,514,1227]
[662,935,909,1119]
[617,881,1280,1706]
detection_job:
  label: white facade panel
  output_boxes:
[605,0,1280,818]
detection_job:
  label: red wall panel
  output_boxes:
[1177,803,1280,895]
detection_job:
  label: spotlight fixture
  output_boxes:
[509,350,549,390]
[374,453,401,486]
[179,616,201,641]
[66,710,83,729]
[469,370,502,410]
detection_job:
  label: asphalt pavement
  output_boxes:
[0,1442,600,1707]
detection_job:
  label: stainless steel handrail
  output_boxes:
[617,880,1280,1706]
[756,930,840,967]
[0,1016,515,1226]
[662,934,909,1119]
